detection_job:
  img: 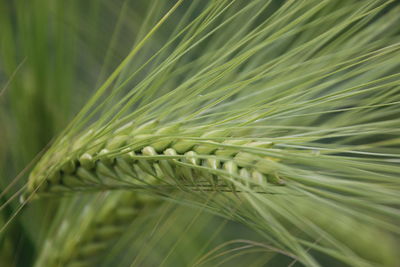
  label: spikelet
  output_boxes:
[26,123,282,197]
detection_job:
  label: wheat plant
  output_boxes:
[1,0,400,266]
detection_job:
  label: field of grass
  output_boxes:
[1,1,399,266]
